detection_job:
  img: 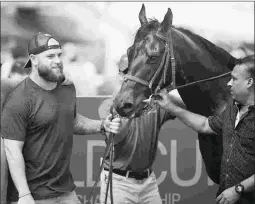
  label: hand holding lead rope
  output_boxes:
[104,108,120,204]
[89,110,119,204]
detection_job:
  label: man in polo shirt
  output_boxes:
[155,56,255,204]
[1,32,121,204]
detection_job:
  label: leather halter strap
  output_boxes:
[154,29,176,90]
[124,74,149,86]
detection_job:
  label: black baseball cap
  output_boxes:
[24,32,61,68]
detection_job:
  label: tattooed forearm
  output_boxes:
[73,114,102,135]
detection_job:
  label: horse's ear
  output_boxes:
[139,4,148,25]
[160,8,173,33]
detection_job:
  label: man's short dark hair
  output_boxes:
[239,55,254,80]
[244,56,254,80]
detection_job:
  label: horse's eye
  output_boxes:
[148,56,158,64]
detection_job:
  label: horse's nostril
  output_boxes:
[122,102,133,110]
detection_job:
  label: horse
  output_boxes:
[113,4,248,184]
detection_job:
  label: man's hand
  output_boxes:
[18,194,35,204]
[216,186,240,204]
[152,90,178,112]
[103,114,121,134]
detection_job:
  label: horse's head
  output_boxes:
[114,4,177,118]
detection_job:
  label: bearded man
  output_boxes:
[1,32,121,204]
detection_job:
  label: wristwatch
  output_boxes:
[235,183,244,195]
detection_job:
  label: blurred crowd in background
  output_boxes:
[1,2,254,96]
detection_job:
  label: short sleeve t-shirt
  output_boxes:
[1,77,77,201]
[99,98,175,172]
[1,78,24,109]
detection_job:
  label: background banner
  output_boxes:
[71,97,218,204]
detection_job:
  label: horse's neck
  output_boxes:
[173,28,234,81]
[171,29,233,116]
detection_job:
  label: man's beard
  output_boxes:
[38,64,64,83]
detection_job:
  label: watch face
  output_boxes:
[236,186,242,192]
[235,184,244,194]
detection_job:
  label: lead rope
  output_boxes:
[88,110,117,204]
[88,136,112,202]
[104,128,115,204]
[165,71,231,92]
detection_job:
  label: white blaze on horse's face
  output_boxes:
[113,4,174,118]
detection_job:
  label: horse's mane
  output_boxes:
[177,27,255,65]
[175,27,238,70]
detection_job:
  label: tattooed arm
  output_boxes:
[73,114,102,135]
[73,113,121,135]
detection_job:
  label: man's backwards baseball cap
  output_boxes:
[24,32,61,68]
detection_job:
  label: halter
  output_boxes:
[124,27,177,94]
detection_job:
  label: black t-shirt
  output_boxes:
[1,78,24,109]
[1,77,77,201]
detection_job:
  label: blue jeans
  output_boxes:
[10,190,81,204]
[100,170,162,204]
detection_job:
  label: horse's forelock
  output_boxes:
[134,19,160,42]
[127,19,161,68]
